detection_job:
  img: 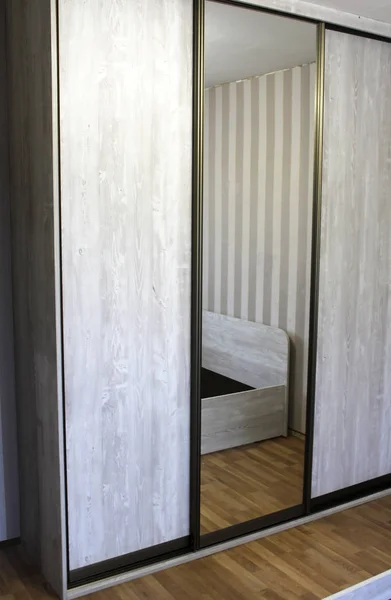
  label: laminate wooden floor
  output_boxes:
[2,495,391,600]
[201,435,305,533]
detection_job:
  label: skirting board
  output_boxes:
[67,488,391,599]
[324,569,391,600]
[289,429,306,440]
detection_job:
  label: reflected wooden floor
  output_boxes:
[201,435,305,534]
[2,496,391,599]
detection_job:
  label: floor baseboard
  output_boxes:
[289,428,306,440]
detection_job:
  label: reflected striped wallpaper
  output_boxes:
[203,62,316,434]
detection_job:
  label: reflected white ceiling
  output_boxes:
[205,1,317,88]
[302,0,391,22]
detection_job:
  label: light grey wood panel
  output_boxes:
[6,0,67,596]
[235,0,391,38]
[0,0,19,542]
[201,385,287,454]
[325,569,391,600]
[312,30,391,498]
[203,311,289,389]
[59,0,193,570]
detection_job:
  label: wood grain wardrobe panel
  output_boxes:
[58,0,193,570]
[312,29,391,498]
[0,0,20,543]
[6,0,67,596]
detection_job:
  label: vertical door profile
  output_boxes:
[59,0,193,571]
[312,28,391,498]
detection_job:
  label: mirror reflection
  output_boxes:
[200,0,317,535]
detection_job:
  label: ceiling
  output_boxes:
[301,0,391,23]
[205,1,317,88]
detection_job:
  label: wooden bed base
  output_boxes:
[201,384,287,454]
[201,311,289,454]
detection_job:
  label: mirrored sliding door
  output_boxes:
[199,0,319,539]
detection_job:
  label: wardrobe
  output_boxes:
[4,0,391,598]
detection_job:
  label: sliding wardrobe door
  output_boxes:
[312,29,391,498]
[59,0,193,571]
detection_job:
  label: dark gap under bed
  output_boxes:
[201,368,254,399]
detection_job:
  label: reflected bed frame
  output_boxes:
[201,311,289,455]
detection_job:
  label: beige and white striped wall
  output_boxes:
[203,62,316,434]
